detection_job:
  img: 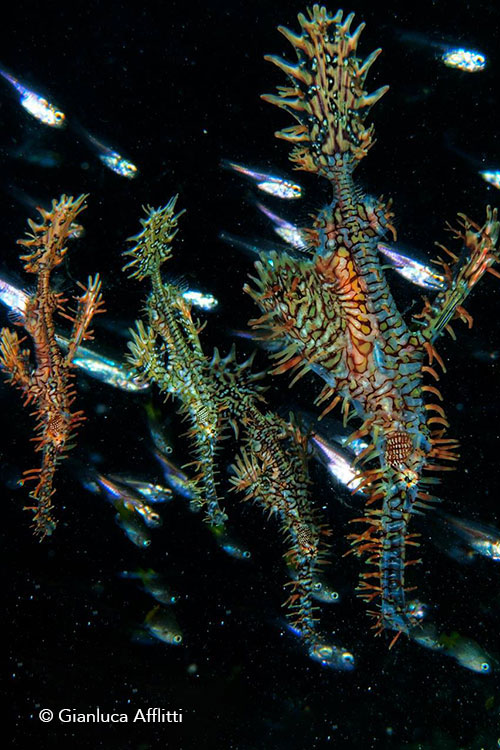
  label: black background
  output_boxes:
[4,1,500,748]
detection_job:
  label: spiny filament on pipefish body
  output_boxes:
[245,5,500,639]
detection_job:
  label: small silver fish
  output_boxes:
[308,641,356,670]
[442,48,486,73]
[255,202,308,250]
[107,474,173,504]
[0,66,66,127]
[121,569,178,606]
[480,170,500,190]
[146,403,174,457]
[115,509,151,549]
[309,431,364,494]
[284,622,355,670]
[447,636,493,674]
[438,512,500,561]
[311,578,340,604]
[144,606,183,645]
[182,290,218,311]
[287,564,340,603]
[66,341,149,392]
[222,159,302,199]
[81,129,138,179]
[95,473,162,529]
[125,500,162,529]
[394,30,486,73]
[377,242,447,290]
[212,527,251,560]
[0,277,29,318]
[153,449,198,500]
[410,622,492,673]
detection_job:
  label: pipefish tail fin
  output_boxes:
[262,6,388,178]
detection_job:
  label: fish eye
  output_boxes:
[313,582,323,591]
[242,550,251,559]
[316,645,333,659]
[331,591,339,600]
[342,652,355,668]
[480,661,490,672]
[173,634,183,644]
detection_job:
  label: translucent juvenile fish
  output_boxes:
[284,622,355,670]
[308,641,356,670]
[115,506,152,549]
[394,30,486,73]
[288,565,340,603]
[255,202,308,250]
[309,431,364,494]
[144,606,183,645]
[445,635,493,673]
[222,159,302,199]
[128,501,163,529]
[65,342,149,393]
[107,474,173,504]
[436,511,500,561]
[212,526,251,560]
[442,48,486,73]
[377,242,447,290]
[81,130,138,179]
[480,170,500,190]
[94,472,162,529]
[410,622,492,673]
[146,403,174,457]
[0,277,29,318]
[310,576,340,604]
[153,449,198,500]
[472,349,500,362]
[0,66,66,127]
[182,290,218,311]
[120,569,178,605]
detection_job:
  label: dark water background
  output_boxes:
[3,0,500,747]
